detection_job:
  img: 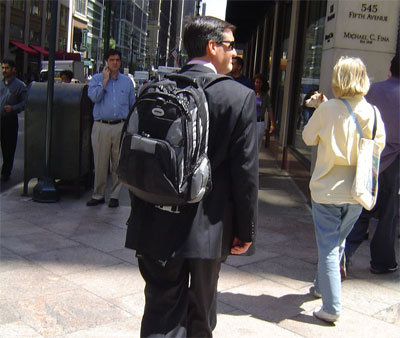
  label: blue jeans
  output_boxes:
[312,201,363,315]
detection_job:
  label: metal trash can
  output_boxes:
[24,82,93,196]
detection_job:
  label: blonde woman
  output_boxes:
[302,56,385,323]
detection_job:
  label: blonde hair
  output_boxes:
[331,56,370,98]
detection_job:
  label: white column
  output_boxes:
[67,0,73,52]
[319,0,400,98]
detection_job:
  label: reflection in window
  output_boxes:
[291,0,326,162]
[274,3,291,135]
[9,23,24,39]
[31,0,40,16]
[11,0,25,10]
[60,5,68,27]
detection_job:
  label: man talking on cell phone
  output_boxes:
[87,49,135,208]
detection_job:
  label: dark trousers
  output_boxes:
[1,114,19,177]
[138,256,224,338]
[345,155,399,269]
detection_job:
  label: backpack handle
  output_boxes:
[165,73,199,87]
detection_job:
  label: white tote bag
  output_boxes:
[341,99,381,210]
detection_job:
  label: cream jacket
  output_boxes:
[302,96,386,204]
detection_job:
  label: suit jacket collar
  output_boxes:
[180,63,216,75]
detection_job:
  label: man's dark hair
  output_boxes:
[60,70,74,81]
[105,49,121,60]
[183,16,235,60]
[1,58,16,68]
[233,56,244,68]
[390,54,399,77]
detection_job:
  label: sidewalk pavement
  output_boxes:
[1,148,399,337]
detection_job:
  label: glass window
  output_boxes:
[30,30,41,44]
[291,0,326,162]
[134,6,143,29]
[75,0,86,15]
[60,5,68,27]
[46,1,51,20]
[10,23,24,39]
[273,2,292,135]
[11,0,25,10]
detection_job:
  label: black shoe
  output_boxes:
[1,174,10,182]
[86,198,105,206]
[108,198,119,208]
[370,264,398,274]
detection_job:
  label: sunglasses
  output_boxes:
[217,40,235,51]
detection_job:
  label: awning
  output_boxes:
[30,44,49,56]
[10,40,38,54]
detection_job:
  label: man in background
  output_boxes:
[60,70,74,83]
[345,54,399,274]
[0,59,27,182]
[87,49,135,208]
[230,56,253,89]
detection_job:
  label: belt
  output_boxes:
[97,119,125,125]
[257,116,264,122]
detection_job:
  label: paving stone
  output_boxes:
[341,279,400,316]
[240,255,316,290]
[0,246,34,273]
[1,230,80,256]
[0,218,45,237]
[0,265,77,301]
[109,247,138,265]
[70,226,127,253]
[218,279,318,324]
[0,300,21,325]
[110,292,145,318]
[0,321,42,337]
[373,303,400,326]
[279,307,400,337]
[218,263,263,291]
[13,289,132,337]
[224,246,280,268]
[27,245,124,275]
[214,311,301,337]
[64,317,141,337]
[64,263,145,299]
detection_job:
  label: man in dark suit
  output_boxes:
[125,16,258,337]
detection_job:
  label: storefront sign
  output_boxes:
[323,0,399,52]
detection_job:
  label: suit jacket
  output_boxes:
[125,64,258,260]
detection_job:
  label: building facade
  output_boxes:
[147,0,197,70]
[110,0,149,72]
[0,0,71,82]
[226,0,400,200]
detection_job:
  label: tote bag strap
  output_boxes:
[340,98,377,140]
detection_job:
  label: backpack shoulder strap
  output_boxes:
[197,73,231,89]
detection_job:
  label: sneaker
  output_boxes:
[108,198,119,208]
[313,307,339,323]
[370,264,398,274]
[309,286,322,298]
[86,198,105,206]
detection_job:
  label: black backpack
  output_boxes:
[117,72,229,206]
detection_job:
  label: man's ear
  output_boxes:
[206,40,218,57]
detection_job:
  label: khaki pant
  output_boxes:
[91,121,123,200]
